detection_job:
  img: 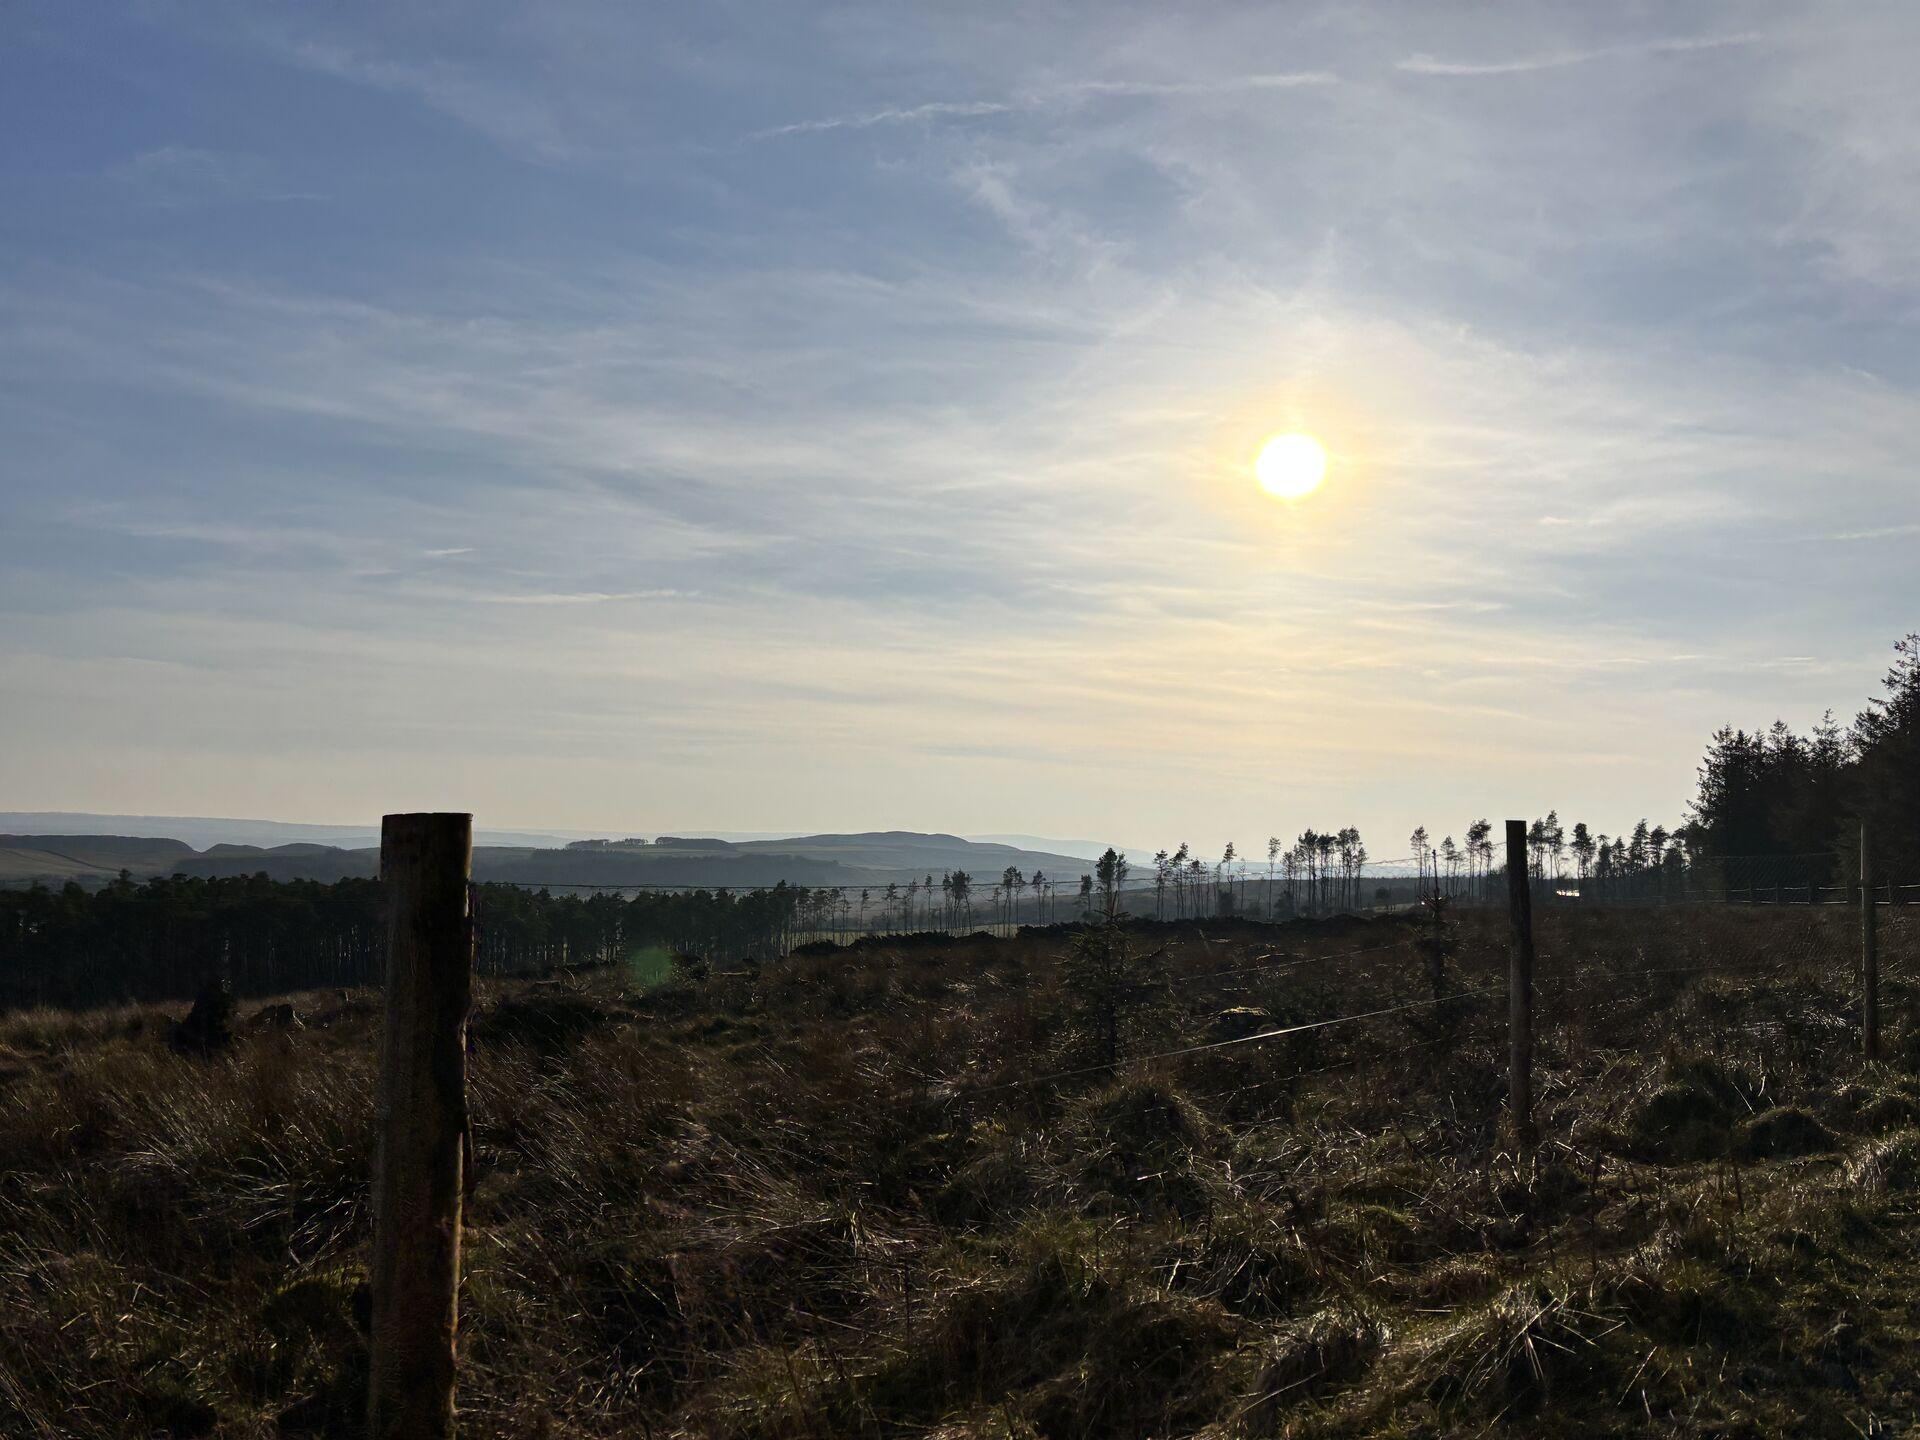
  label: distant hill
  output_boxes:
[0,812,590,851]
[0,834,197,885]
[729,831,1090,876]
[446,833,1097,890]
[962,833,1142,862]
[186,843,381,881]
[0,828,1096,891]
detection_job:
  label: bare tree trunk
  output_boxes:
[1505,820,1535,1151]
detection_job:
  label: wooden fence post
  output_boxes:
[370,813,474,1440]
[1862,823,1880,1063]
[1505,820,1536,1151]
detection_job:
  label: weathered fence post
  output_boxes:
[1505,820,1536,1150]
[371,813,474,1440]
[1862,823,1880,1062]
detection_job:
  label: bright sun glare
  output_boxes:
[1255,433,1328,500]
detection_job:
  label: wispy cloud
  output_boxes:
[750,99,1016,140]
[116,145,235,186]
[472,589,694,605]
[1052,71,1339,98]
[1829,523,1920,542]
[749,71,1337,141]
[1399,33,1761,78]
[269,37,581,164]
[105,145,324,206]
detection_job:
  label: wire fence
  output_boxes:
[672,891,1896,1113]
[928,895,1918,1133]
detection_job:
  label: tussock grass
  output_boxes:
[0,906,1916,1437]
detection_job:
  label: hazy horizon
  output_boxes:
[4,3,1915,853]
[0,810,1147,862]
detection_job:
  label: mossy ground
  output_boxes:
[0,904,1915,1437]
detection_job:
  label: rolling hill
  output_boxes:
[0,829,1099,891]
[0,835,198,886]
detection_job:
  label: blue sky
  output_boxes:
[2,2,1915,854]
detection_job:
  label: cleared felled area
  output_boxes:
[0,904,1916,1438]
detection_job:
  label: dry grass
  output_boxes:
[1,905,1917,1437]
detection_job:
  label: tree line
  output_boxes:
[1687,634,1918,887]
[1133,815,1695,921]
[0,874,970,1012]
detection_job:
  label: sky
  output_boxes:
[2,2,1916,858]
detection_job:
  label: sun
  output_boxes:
[1255,433,1328,500]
